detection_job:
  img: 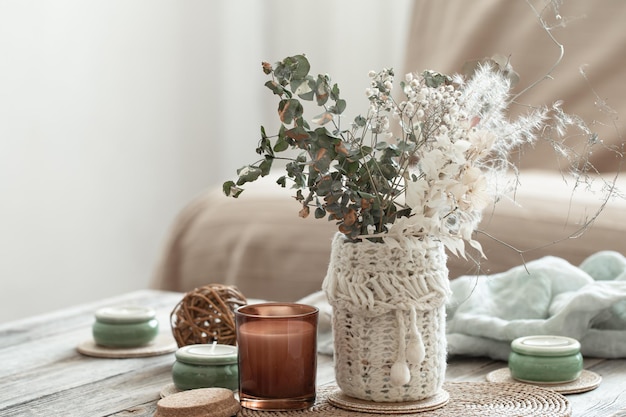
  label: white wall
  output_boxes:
[0,0,412,322]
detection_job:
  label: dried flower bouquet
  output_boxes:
[224,6,622,260]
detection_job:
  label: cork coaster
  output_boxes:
[327,388,449,414]
[155,387,240,417]
[77,332,177,358]
[237,382,571,416]
[486,368,602,394]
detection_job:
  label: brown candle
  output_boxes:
[236,303,318,411]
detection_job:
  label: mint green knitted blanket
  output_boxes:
[447,251,626,360]
[302,251,626,360]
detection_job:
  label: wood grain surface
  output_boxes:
[0,290,624,416]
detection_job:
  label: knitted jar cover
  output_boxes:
[322,232,451,402]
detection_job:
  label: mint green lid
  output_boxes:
[175,344,238,365]
[95,305,156,324]
[511,335,581,357]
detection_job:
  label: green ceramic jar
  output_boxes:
[172,344,239,391]
[92,306,159,348]
[508,335,583,383]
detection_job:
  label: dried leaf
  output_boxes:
[343,209,357,226]
[312,112,334,125]
[299,205,310,218]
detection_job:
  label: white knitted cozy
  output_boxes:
[322,232,451,402]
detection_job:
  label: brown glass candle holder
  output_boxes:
[235,303,318,411]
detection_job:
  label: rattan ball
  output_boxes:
[170,284,247,348]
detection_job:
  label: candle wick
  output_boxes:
[211,340,217,353]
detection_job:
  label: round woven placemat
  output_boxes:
[486,368,602,395]
[237,382,571,417]
[76,332,177,358]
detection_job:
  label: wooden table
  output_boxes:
[1,289,625,416]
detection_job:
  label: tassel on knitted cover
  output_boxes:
[390,307,426,386]
[322,232,451,402]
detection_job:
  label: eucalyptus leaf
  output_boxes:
[330,180,343,192]
[312,148,332,173]
[293,173,306,188]
[222,181,243,198]
[273,63,289,84]
[286,161,302,175]
[423,70,452,88]
[235,165,262,185]
[330,99,347,115]
[273,134,289,152]
[360,146,373,156]
[397,141,416,152]
[312,112,333,125]
[331,84,340,101]
[313,128,339,150]
[315,74,330,106]
[289,54,311,80]
[325,201,341,216]
[278,98,303,124]
[379,163,398,180]
[375,141,389,150]
[285,126,310,143]
[314,207,326,219]
[354,115,367,127]
[264,80,284,96]
[316,176,332,195]
[336,159,359,175]
[259,157,273,175]
[291,76,316,100]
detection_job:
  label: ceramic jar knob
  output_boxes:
[508,335,583,383]
[92,306,159,348]
[172,344,239,391]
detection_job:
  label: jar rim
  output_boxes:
[95,305,156,324]
[511,335,581,356]
[235,302,318,319]
[175,343,238,365]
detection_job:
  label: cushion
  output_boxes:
[152,175,337,301]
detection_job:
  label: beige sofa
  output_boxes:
[151,0,626,301]
[151,171,626,301]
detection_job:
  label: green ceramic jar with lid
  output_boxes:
[172,344,239,391]
[508,335,583,383]
[92,306,159,348]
